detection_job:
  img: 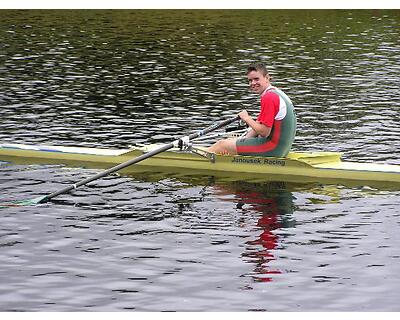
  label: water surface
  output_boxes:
[0,9,399,311]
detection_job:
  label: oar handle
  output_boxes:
[38,115,240,204]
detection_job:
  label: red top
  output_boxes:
[257,90,280,128]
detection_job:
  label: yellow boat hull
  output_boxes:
[1,143,399,188]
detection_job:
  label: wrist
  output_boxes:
[244,116,252,123]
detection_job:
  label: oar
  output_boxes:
[23,115,238,205]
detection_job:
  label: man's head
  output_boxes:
[247,63,271,95]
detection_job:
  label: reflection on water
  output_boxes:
[1,163,400,311]
[213,181,296,282]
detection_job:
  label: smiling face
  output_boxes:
[247,70,270,95]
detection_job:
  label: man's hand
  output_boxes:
[238,110,270,138]
[238,110,251,123]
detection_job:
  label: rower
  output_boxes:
[207,63,297,157]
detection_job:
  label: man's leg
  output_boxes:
[207,138,238,155]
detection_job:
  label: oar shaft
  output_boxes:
[188,116,240,139]
[39,143,174,203]
[38,116,239,204]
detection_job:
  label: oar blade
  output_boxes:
[0,196,47,209]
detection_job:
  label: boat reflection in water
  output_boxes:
[212,180,297,283]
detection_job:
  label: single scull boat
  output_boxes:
[1,142,399,188]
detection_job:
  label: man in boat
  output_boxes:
[207,63,296,157]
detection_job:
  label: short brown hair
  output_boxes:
[247,63,269,77]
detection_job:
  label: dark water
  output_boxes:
[1,9,400,311]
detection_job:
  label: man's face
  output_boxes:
[247,70,269,95]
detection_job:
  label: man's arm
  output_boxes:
[239,110,271,137]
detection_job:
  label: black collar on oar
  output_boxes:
[31,115,240,205]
